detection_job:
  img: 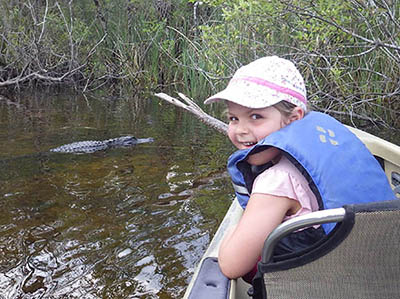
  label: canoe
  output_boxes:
[184,126,400,299]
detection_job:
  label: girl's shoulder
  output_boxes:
[252,155,319,211]
[254,156,306,189]
[266,155,304,180]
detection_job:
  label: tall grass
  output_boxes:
[0,0,399,128]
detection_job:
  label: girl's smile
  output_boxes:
[227,101,284,150]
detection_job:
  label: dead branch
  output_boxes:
[0,64,86,87]
[154,91,398,133]
[154,92,228,135]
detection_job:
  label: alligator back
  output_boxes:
[50,136,153,154]
[50,140,109,153]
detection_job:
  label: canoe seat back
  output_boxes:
[251,200,400,299]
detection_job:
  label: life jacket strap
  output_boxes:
[232,182,250,196]
[392,172,400,195]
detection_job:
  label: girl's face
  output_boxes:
[226,101,285,150]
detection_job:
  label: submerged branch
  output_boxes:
[154,92,228,135]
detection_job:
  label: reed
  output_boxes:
[0,0,398,128]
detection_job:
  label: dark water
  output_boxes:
[0,91,234,298]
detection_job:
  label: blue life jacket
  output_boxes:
[228,111,395,233]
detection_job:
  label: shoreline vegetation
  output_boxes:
[0,0,399,130]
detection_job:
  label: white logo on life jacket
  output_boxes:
[316,126,339,146]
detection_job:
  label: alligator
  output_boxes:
[50,136,154,154]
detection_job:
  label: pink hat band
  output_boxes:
[230,76,307,106]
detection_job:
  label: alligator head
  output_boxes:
[105,136,139,146]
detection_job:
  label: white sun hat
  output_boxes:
[204,56,307,111]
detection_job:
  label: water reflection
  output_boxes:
[0,91,233,298]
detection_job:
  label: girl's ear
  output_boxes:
[288,107,304,123]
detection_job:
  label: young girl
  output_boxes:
[203,56,395,282]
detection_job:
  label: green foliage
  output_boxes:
[196,0,400,127]
[0,0,399,127]
[0,0,199,91]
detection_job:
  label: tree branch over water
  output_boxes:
[154,91,394,131]
[154,92,228,135]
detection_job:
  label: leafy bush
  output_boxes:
[0,0,399,127]
[195,0,400,127]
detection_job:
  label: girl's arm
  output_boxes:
[218,193,299,279]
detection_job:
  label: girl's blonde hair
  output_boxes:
[274,100,308,122]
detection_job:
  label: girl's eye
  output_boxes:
[251,114,262,120]
[228,116,238,122]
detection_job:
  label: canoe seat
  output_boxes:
[250,199,400,299]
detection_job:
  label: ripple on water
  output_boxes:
[0,92,233,298]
